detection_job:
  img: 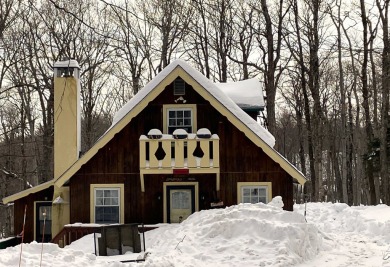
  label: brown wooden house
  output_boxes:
[3,59,306,244]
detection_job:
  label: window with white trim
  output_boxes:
[94,188,120,224]
[241,186,268,204]
[167,108,193,134]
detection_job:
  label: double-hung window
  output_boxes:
[94,188,120,224]
[167,108,193,134]
[163,104,197,135]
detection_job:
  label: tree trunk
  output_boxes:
[360,0,377,204]
[376,0,390,204]
[291,0,316,200]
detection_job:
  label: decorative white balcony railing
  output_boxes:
[139,130,219,170]
[138,129,220,192]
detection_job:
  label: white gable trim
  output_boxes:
[2,180,53,204]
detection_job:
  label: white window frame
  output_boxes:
[237,182,272,204]
[90,184,124,224]
[167,108,193,134]
[163,104,197,134]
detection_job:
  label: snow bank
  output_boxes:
[5,201,390,267]
[0,242,98,267]
[140,201,322,267]
[294,202,390,245]
[0,199,322,267]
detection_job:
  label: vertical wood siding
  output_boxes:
[13,187,53,243]
[69,79,295,224]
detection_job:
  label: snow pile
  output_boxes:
[294,202,390,245]
[0,242,97,267]
[141,201,322,267]
[268,195,284,208]
[294,202,390,266]
[0,199,322,267]
[2,202,390,266]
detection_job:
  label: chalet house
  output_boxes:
[3,59,306,244]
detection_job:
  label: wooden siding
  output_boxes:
[13,186,53,243]
[69,78,295,225]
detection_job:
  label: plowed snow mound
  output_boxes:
[144,200,322,267]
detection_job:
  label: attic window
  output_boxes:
[167,108,193,134]
[174,77,185,95]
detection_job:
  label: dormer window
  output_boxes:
[174,77,185,95]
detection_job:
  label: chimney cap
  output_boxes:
[53,59,80,69]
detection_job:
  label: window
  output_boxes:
[237,182,272,204]
[167,108,193,134]
[163,104,197,134]
[95,188,120,224]
[242,186,267,203]
[171,190,191,209]
[174,77,185,95]
[90,184,124,224]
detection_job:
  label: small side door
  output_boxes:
[35,202,52,242]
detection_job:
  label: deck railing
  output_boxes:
[139,133,219,169]
[51,224,158,247]
[51,225,101,247]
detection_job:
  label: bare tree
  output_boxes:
[376,0,390,204]
[0,0,17,38]
[360,0,377,204]
[328,0,349,203]
[139,0,190,73]
[254,0,290,136]
[186,0,212,78]
[286,0,317,200]
[108,0,151,96]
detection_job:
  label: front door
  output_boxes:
[35,202,52,242]
[167,186,195,223]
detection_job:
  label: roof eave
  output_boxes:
[2,180,54,204]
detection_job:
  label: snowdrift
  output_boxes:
[143,199,322,267]
[0,198,325,267]
[295,202,390,245]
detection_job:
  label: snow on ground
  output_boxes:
[295,202,390,267]
[1,199,390,267]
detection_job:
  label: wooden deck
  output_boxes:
[51,224,158,247]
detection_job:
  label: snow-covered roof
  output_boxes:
[109,60,275,147]
[53,59,80,69]
[215,78,265,111]
[50,59,305,188]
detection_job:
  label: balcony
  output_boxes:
[139,129,220,192]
